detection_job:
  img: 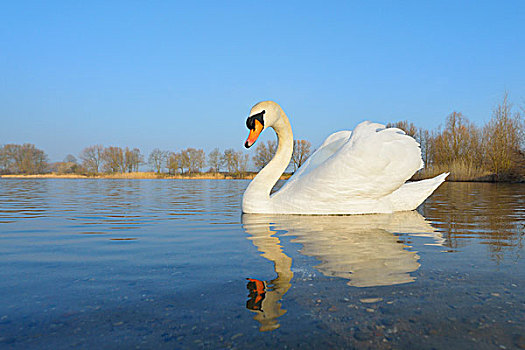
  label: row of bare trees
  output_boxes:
[77,146,209,175]
[2,94,521,180]
[149,147,249,175]
[77,145,144,174]
[219,149,250,174]
[0,144,48,174]
[145,141,312,177]
[388,93,524,181]
[0,142,286,176]
[0,145,145,175]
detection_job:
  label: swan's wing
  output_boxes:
[387,172,449,211]
[284,130,351,188]
[274,121,423,210]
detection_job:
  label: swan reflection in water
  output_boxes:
[242,211,443,331]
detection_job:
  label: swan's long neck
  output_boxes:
[243,109,293,213]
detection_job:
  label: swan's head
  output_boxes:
[244,101,281,148]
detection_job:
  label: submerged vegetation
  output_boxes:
[1,94,523,181]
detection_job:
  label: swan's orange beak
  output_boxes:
[245,119,263,148]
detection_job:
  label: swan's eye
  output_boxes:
[246,118,255,130]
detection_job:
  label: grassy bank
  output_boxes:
[412,160,524,182]
[2,169,522,182]
[0,172,292,180]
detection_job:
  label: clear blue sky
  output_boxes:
[1,1,524,162]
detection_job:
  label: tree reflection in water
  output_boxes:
[421,182,525,262]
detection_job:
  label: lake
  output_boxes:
[0,179,524,349]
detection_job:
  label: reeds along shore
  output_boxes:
[1,94,523,182]
[391,94,524,183]
[0,172,292,180]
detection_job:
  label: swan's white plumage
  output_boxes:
[285,130,351,184]
[242,101,448,215]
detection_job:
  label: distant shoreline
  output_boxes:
[0,172,292,180]
[1,172,522,183]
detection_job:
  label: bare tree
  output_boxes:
[166,152,179,175]
[484,93,524,176]
[148,148,168,174]
[124,147,143,173]
[79,145,104,174]
[417,128,431,166]
[292,139,311,171]
[56,154,80,174]
[218,149,250,176]
[386,120,418,138]
[167,152,185,174]
[0,144,48,174]
[64,154,77,163]
[425,112,482,167]
[179,149,190,173]
[0,145,13,173]
[236,152,250,174]
[182,148,206,174]
[521,102,525,149]
[102,146,125,173]
[208,147,221,173]
[252,140,277,170]
[221,148,237,173]
[27,144,48,174]
[56,162,79,174]
[12,145,26,174]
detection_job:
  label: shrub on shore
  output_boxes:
[392,93,524,182]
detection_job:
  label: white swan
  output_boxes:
[243,101,448,215]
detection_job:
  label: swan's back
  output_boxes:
[273,121,424,214]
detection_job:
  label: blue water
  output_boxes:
[0,179,524,349]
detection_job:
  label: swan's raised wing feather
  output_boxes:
[274,121,423,213]
[283,130,351,188]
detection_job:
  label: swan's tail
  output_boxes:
[388,172,449,212]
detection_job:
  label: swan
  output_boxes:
[242,101,448,215]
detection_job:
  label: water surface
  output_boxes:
[0,179,524,349]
